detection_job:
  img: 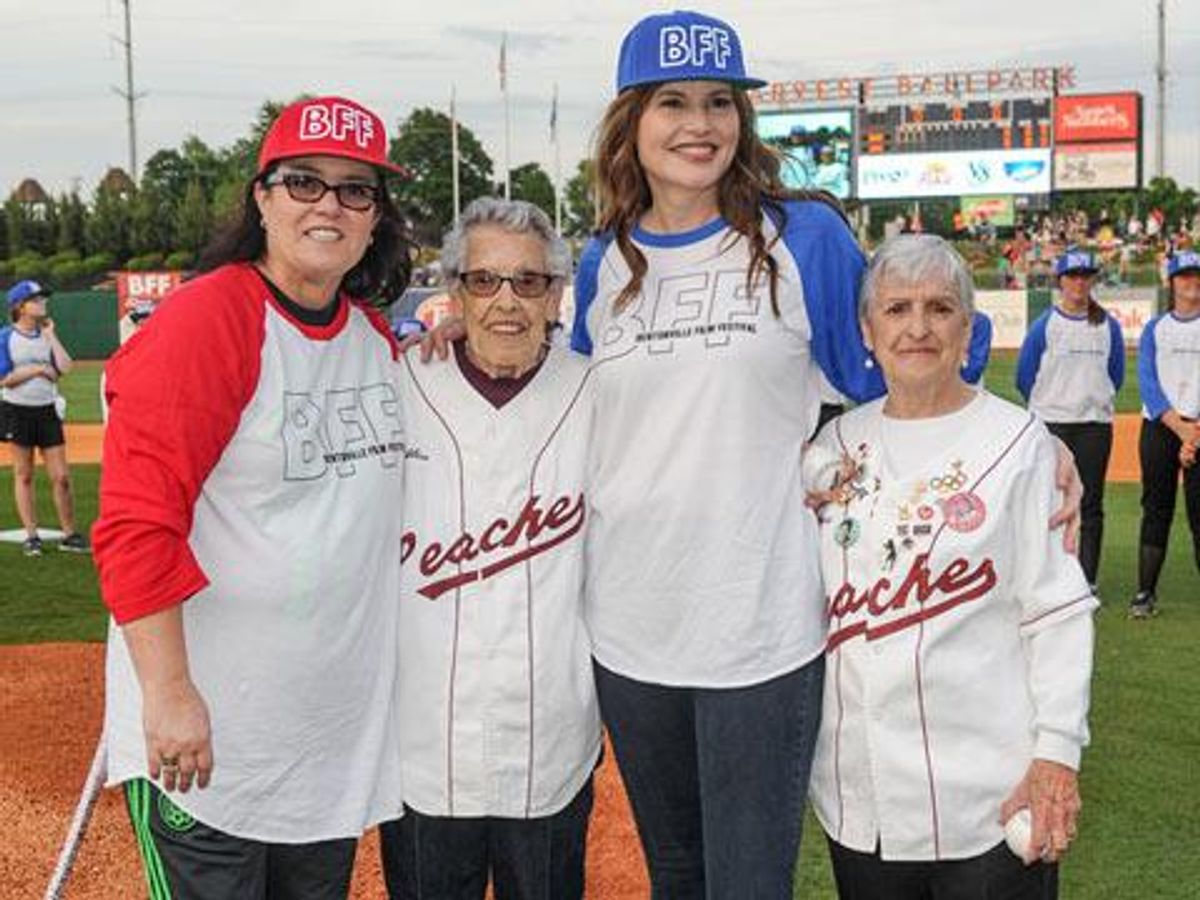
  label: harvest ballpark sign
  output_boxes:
[752,65,1076,107]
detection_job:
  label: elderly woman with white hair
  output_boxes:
[382,197,600,900]
[806,234,1097,899]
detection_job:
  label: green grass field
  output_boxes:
[58,359,106,424]
[0,464,1196,896]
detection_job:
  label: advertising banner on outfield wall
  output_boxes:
[116,271,183,345]
[857,149,1051,199]
[1054,93,1141,143]
[1094,287,1157,345]
[1054,142,1140,191]
[975,290,1028,349]
[961,196,1015,228]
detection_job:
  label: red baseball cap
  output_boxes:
[257,96,408,177]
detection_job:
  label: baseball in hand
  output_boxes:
[1004,807,1034,861]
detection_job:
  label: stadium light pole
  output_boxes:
[1155,0,1166,180]
[111,0,145,180]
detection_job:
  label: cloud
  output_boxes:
[443,25,557,55]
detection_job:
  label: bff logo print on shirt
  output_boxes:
[282,382,403,480]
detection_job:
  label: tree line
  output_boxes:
[1,99,598,290]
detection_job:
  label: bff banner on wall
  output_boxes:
[116,271,183,344]
[857,150,1051,199]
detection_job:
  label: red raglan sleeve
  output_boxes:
[93,266,265,624]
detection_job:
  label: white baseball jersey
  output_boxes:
[1139,311,1200,420]
[97,263,406,842]
[808,391,1096,861]
[1016,307,1124,423]
[396,346,601,818]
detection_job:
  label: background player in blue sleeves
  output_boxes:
[1129,250,1200,619]
[1016,249,1124,596]
[0,280,90,555]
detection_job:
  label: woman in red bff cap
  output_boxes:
[94,95,413,900]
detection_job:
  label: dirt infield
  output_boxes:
[1,418,1145,481]
[0,643,648,898]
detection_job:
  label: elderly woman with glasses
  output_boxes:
[806,234,1097,900]
[94,95,412,899]
[382,197,601,900]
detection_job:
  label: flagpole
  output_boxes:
[501,33,511,200]
[552,83,562,234]
[450,84,461,224]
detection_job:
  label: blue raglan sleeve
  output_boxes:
[1016,311,1050,401]
[570,236,610,357]
[963,311,992,385]
[0,328,12,378]
[1138,316,1170,419]
[781,201,883,403]
[1106,315,1125,392]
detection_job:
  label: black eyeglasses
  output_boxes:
[458,269,558,300]
[263,172,381,212]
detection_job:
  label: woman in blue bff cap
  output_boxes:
[1128,249,1200,618]
[570,9,998,897]
[1016,248,1124,599]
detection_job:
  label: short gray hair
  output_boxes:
[860,234,975,318]
[440,197,571,281]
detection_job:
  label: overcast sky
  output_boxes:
[3,0,1198,196]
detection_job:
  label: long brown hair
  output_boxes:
[593,84,846,315]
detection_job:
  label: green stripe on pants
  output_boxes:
[124,779,173,900]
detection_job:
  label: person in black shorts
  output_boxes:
[1,280,89,555]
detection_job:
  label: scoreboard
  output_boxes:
[859,99,1053,155]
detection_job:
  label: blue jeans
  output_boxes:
[594,656,825,900]
[378,777,593,900]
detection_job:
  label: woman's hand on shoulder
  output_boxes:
[399,317,464,362]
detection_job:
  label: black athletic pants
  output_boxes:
[1046,421,1112,587]
[1138,418,1200,594]
[124,779,358,900]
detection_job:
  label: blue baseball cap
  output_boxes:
[1054,250,1099,277]
[1167,250,1200,278]
[615,10,767,93]
[6,279,52,308]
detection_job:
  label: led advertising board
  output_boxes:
[1054,142,1140,190]
[857,149,1052,199]
[757,109,853,198]
[859,98,1053,155]
[1054,93,1141,143]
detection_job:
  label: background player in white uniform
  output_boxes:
[382,198,600,899]
[1129,249,1200,618]
[1017,249,1124,594]
[808,235,1095,899]
[0,280,89,555]
[570,11,997,897]
[94,95,411,900]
